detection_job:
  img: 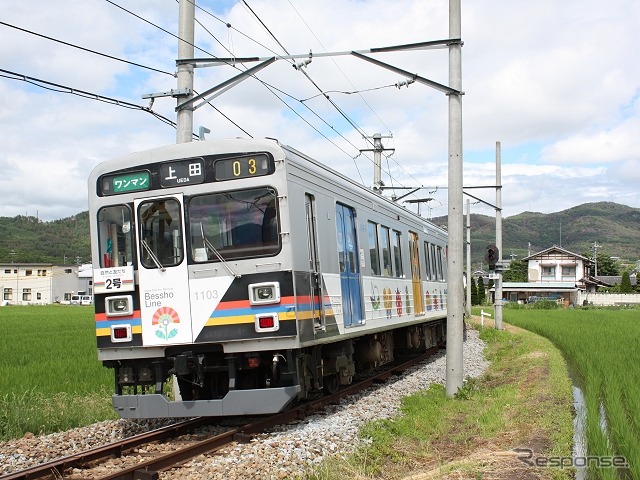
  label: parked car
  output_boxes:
[81,295,93,306]
[70,295,81,305]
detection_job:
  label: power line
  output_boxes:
[285,0,393,133]
[0,68,179,130]
[239,0,370,183]
[0,20,175,77]
[106,0,422,194]
[236,1,428,194]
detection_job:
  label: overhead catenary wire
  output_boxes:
[0,20,175,77]
[107,0,418,192]
[4,0,434,205]
[285,0,392,134]
[238,0,372,183]
[237,0,433,199]
[281,2,446,205]
[0,68,179,130]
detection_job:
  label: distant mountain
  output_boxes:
[0,212,90,264]
[431,202,640,269]
[1,202,639,267]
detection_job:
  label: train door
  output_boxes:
[335,203,363,326]
[305,194,324,329]
[135,194,193,346]
[409,231,424,314]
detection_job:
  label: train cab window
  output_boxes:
[97,205,134,268]
[188,187,280,262]
[367,222,380,275]
[392,230,403,277]
[138,199,183,268]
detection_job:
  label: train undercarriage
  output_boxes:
[106,320,445,418]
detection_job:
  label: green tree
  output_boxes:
[620,271,633,293]
[582,251,620,276]
[478,278,487,305]
[470,276,478,306]
[503,260,528,282]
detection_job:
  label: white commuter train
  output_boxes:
[88,138,447,418]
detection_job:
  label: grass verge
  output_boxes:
[306,321,574,479]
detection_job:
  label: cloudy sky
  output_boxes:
[1,0,639,222]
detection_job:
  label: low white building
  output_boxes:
[1,263,92,305]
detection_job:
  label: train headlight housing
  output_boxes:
[106,295,133,316]
[248,282,280,305]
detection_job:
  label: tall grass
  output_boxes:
[505,309,640,479]
[0,305,116,441]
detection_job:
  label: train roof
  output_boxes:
[89,137,447,239]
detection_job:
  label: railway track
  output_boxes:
[1,347,439,480]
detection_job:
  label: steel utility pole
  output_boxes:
[176,0,195,144]
[445,0,464,397]
[494,141,503,330]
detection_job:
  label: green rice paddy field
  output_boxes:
[2,304,639,480]
[0,305,116,441]
[505,307,640,479]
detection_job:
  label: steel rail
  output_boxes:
[0,417,213,480]
[97,346,441,480]
[1,346,441,480]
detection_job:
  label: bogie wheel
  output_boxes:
[322,372,340,395]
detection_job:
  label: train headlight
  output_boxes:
[248,282,280,305]
[106,295,133,316]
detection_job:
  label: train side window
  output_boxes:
[392,230,403,277]
[97,205,134,268]
[336,210,346,272]
[424,242,432,280]
[380,226,392,276]
[436,245,444,281]
[367,222,380,275]
[430,244,438,281]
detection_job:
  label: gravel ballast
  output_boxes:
[0,329,488,479]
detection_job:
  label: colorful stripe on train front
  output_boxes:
[95,310,143,348]
[195,296,299,342]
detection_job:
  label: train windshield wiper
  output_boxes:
[141,238,165,271]
[200,222,240,278]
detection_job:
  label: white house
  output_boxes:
[523,245,591,288]
[497,245,593,305]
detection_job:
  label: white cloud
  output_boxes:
[0,0,639,222]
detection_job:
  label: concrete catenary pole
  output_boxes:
[176,0,195,144]
[494,141,503,329]
[445,0,464,397]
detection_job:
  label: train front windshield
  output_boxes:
[189,187,280,262]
